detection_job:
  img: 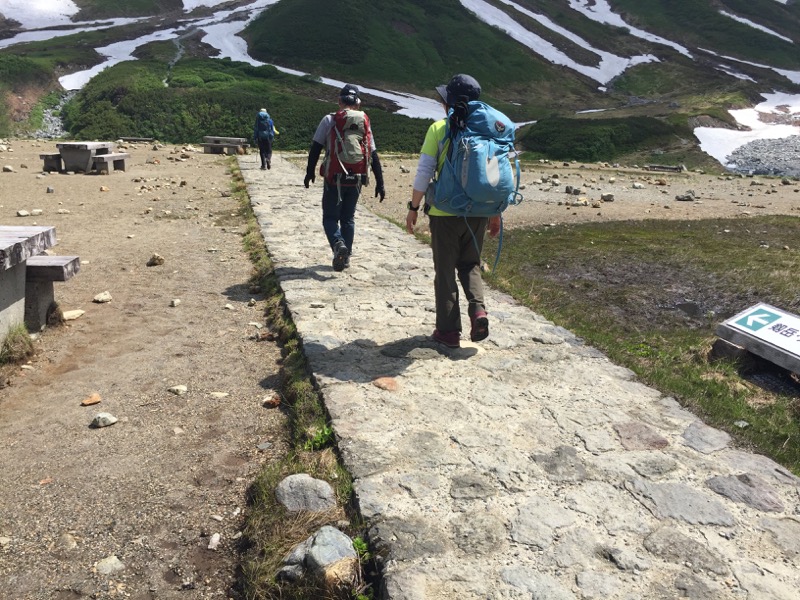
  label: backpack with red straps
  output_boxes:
[321,109,372,186]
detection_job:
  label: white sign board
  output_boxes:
[716,303,800,374]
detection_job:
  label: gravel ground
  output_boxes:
[0,140,288,599]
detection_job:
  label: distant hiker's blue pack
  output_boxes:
[431,100,522,217]
[256,111,274,140]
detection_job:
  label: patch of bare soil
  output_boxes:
[0,141,287,599]
[363,157,800,234]
[3,85,50,123]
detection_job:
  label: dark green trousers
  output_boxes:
[429,215,488,333]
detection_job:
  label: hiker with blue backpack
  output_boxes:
[253,108,277,170]
[304,84,386,272]
[406,74,522,348]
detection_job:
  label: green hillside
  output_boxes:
[611,0,800,67]
[1,0,799,168]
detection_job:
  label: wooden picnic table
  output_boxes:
[0,225,57,343]
[56,141,116,172]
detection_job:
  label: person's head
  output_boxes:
[436,74,481,107]
[338,84,361,108]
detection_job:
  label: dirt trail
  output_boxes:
[0,140,287,599]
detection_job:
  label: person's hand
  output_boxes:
[304,171,315,188]
[375,184,385,202]
[406,210,417,234]
[488,216,501,238]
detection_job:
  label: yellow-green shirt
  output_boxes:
[419,119,452,217]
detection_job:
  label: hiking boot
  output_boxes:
[343,255,350,269]
[332,241,348,272]
[267,159,271,170]
[432,329,460,348]
[260,164,266,170]
[470,311,489,342]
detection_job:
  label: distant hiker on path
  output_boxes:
[253,108,277,170]
[304,84,385,271]
[406,74,503,348]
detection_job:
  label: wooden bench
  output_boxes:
[201,136,249,155]
[40,153,63,172]
[24,255,81,332]
[92,152,130,173]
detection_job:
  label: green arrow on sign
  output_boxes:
[735,309,781,331]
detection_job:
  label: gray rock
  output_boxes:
[682,420,730,454]
[305,526,357,575]
[576,570,621,599]
[501,567,577,599]
[90,413,118,428]
[275,473,336,512]
[369,516,451,561]
[449,472,496,500]
[706,473,784,512]
[643,528,728,575]
[604,547,652,572]
[614,421,669,450]
[95,555,125,575]
[511,497,576,548]
[674,571,722,599]
[627,456,679,479]
[727,135,800,177]
[759,517,800,558]
[532,445,588,482]
[451,511,507,554]
[625,479,734,526]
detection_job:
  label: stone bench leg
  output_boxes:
[42,156,63,172]
[24,279,58,332]
[0,266,26,345]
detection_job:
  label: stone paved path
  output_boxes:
[240,154,800,600]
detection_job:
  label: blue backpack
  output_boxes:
[431,100,522,217]
[256,111,274,141]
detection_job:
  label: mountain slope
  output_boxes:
[1,0,798,170]
[243,0,799,111]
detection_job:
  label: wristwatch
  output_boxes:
[407,201,420,212]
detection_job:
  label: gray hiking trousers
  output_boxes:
[429,215,488,334]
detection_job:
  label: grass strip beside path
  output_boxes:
[485,216,800,474]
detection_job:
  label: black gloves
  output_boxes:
[371,151,385,202]
[305,141,323,188]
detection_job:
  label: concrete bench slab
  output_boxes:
[203,136,248,145]
[39,153,63,172]
[26,255,81,281]
[24,255,81,332]
[200,143,249,155]
[92,152,130,173]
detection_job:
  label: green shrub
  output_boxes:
[169,74,204,88]
[519,116,675,162]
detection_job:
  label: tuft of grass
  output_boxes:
[228,159,368,600]
[0,324,34,364]
[485,215,800,474]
